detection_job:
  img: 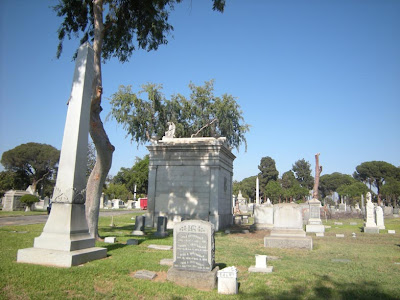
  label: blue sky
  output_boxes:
[0,0,399,182]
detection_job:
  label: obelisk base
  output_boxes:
[17,203,107,267]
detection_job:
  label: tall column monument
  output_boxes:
[17,43,107,267]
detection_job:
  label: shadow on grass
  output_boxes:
[245,274,397,300]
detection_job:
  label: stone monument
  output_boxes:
[132,216,146,235]
[253,200,274,229]
[17,43,107,267]
[154,216,169,237]
[305,198,325,233]
[167,220,218,290]
[145,136,235,231]
[2,190,30,211]
[264,203,312,250]
[217,266,238,294]
[248,254,273,273]
[363,192,379,233]
[256,177,260,205]
[375,206,385,229]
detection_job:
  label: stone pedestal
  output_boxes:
[3,190,29,211]
[248,254,273,273]
[154,216,169,237]
[264,203,312,250]
[145,137,235,231]
[305,199,325,233]
[363,193,379,234]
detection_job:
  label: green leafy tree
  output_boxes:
[233,176,257,201]
[292,159,314,190]
[1,143,60,193]
[336,182,369,206]
[380,178,400,207]
[19,194,39,211]
[54,0,226,239]
[104,183,132,201]
[264,180,282,204]
[354,161,400,204]
[0,170,30,197]
[319,172,356,199]
[258,156,279,198]
[113,155,149,195]
[109,81,249,151]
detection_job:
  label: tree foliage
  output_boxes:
[380,178,400,207]
[104,183,132,201]
[109,81,249,151]
[233,176,256,200]
[281,170,309,202]
[19,194,40,206]
[353,161,400,203]
[112,155,149,195]
[258,156,279,194]
[319,172,356,199]
[0,170,30,196]
[264,180,282,203]
[336,182,369,205]
[1,143,60,193]
[292,159,314,190]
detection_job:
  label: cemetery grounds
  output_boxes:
[0,212,399,299]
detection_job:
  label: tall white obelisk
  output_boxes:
[17,43,107,267]
[256,176,260,205]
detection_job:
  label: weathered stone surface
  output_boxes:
[167,266,218,290]
[336,234,344,238]
[388,230,396,234]
[217,266,238,294]
[133,270,157,280]
[3,190,30,211]
[315,232,324,237]
[375,206,385,229]
[364,227,379,233]
[154,216,169,237]
[363,192,378,234]
[306,224,325,233]
[273,203,303,229]
[173,220,214,272]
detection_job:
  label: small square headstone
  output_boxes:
[334,222,343,225]
[160,258,173,266]
[325,226,331,229]
[133,270,157,280]
[248,254,273,273]
[316,232,324,237]
[388,230,396,234]
[148,244,172,250]
[132,216,146,236]
[154,216,169,237]
[217,266,238,295]
[126,239,139,245]
[104,237,116,243]
[336,234,345,238]
[350,222,357,225]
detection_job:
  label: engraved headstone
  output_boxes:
[173,220,214,272]
[248,254,273,273]
[306,198,324,233]
[167,220,218,290]
[217,266,238,294]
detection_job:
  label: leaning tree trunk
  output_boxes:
[86,0,115,240]
[312,153,322,199]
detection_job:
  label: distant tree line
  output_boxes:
[234,157,400,207]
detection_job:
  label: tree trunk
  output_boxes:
[312,153,322,200]
[85,0,115,240]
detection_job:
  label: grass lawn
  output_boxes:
[0,210,47,217]
[1,214,399,299]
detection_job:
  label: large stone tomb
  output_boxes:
[305,198,325,233]
[264,203,312,250]
[145,137,235,231]
[2,190,30,211]
[167,220,218,290]
[17,43,106,267]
